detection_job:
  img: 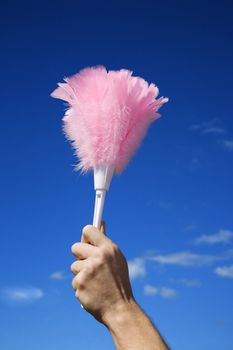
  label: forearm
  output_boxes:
[103,299,169,350]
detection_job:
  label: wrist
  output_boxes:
[103,299,169,350]
[102,297,140,330]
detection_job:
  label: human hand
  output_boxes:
[71,223,135,324]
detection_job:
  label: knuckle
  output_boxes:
[78,281,85,290]
[76,275,85,290]
[96,248,105,262]
[72,276,78,290]
[71,260,81,274]
[82,225,92,235]
[86,261,95,275]
[93,254,104,268]
[101,242,119,261]
[70,261,76,273]
[81,230,88,242]
[71,242,79,254]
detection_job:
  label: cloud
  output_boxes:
[144,285,176,298]
[190,118,223,134]
[50,271,68,280]
[148,251,221,267]
[1,287,44,302]
[194,230,233,245]
[214,265,233,279]
[189,118,221,131]
[202,127,226,135]
[128,258,146,280]
[223,140,233,151]
[129,248,233,281]
[160,287,176,298]
[172,278,201,287]
[144,284,159,296]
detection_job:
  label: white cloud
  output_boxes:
[214,265,233,279]
[160,287,176,299]
[128,247,233,281]
[144,284,159,296]
[148,251,221,267]
[1,287,44,302]
[50,271,68,280]
[223,140,233,151]
[190,120,216,130]
[202,127,225,135]
[128,258,146,280]
[190,120,233,152]
[190,119,222,133]
[144,285,176,298]
[172,278,201,287]
[194,230,233,245]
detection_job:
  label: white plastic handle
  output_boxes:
[92,165,114,229]
[93,190,106,229]
[79,166,113,308]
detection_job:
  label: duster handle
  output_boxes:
[80,190,106,309]
[93,165,114,229]
[93,190,106,229]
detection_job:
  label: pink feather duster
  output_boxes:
[51,66,168,228]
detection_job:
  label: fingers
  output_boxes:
[71,259,86,274]
[81,224,107,246]
[72,271,85,291]
[71,242,98,260]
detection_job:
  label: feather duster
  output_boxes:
[51,66,168,228]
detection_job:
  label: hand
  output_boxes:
[71,223,134,324]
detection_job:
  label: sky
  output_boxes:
[0,0,233,349]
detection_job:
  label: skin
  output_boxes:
[71,223,170,350]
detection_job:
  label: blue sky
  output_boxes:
[0,1,233,349]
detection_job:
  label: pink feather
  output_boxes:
[51,66,168,173]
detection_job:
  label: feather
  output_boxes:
[51,65,168,173]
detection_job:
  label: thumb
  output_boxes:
[100,221,107,236]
